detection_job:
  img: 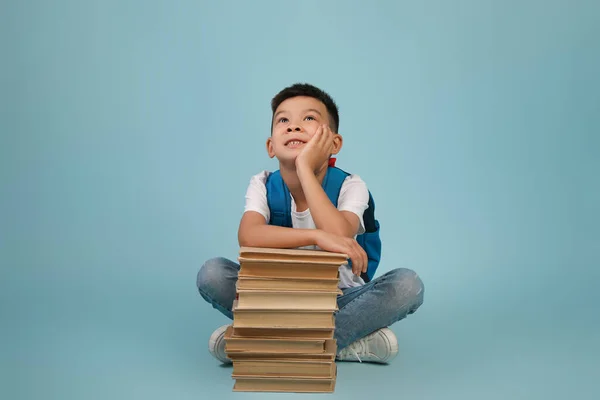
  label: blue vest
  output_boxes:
[265,166,382,282]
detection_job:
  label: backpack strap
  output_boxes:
[265,170,292,227]
[321,167,349,207]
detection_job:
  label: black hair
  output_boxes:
[270,83,340,133]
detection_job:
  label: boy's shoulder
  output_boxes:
[249,170,271,183]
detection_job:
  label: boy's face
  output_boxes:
[267,96,342,166]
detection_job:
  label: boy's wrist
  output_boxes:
[296,161,328,183]
[296,164,317,188]
[311,229,323,245]
[295,160,313,176]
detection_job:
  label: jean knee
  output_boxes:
[196,257,229,294]
[386,268,424,310]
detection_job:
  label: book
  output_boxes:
[236,276,340,291]
[231,327,334,340]
[232,373,337,393]
[238,261,341,280]
[232,359,336,378]
[227,340,337,362]
[232,308,336,329]
[236,289,341,310]
[225,326,328,353]
[239,246,347,264]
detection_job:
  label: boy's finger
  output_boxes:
[353,255,363,275]
[322,126,334,151]
[353,246,365,275]
[349,250,356,272]
[317,125,327,144]
[354,261,361,275]
[324,126,333,142]
[311,125,323,141]
[350,252,361,275]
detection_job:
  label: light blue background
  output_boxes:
[2,1,598,399]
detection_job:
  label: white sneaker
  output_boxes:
[208,324,231,364]
[336,327,399,363]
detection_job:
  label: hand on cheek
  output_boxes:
[296,124,332,173]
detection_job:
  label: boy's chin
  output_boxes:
[274,156,299,169]
[274,156,330,172]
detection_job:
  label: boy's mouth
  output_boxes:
[285,139,306,148]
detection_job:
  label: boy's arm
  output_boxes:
[238,211,319,248]
[297,165,360,238]
[240,172,321,248]
[237,211,368,274]
[295,125,366,238]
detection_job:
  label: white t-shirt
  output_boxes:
[243,170,370,289]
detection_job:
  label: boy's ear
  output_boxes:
[266,137,276,158]
[330,133,343,155]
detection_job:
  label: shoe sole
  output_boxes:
[208,325,231,364]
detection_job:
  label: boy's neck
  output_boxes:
[278,162,327,212]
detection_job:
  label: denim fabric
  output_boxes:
[196,257,424,349]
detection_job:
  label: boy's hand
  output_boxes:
[314,230,368,276]
[295,124,334,174]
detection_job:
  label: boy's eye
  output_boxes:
[278,117,288,123]
[305,116,316,121]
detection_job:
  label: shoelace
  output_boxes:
[348,347,362,363]
[339,339,367,363]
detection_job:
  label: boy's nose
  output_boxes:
[287,125,302,132]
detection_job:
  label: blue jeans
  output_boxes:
[196,257,424,350]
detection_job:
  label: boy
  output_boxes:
[197,83,424,364]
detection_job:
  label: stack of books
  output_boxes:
[225,246,346,393]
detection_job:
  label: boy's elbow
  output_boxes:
[238,227,260,247]
[323,217,356,238]
[336,212,361,238]
[323,226,354,238]
[340,228,357,238]
[238,230,251,247]
[239,237,252,247]
[238,212,266,247]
